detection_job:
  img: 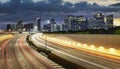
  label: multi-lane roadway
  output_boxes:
[0,34,55,69]
[31,33,120,69]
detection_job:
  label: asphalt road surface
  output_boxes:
[0,34,55,69]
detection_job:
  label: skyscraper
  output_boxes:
[17,19,23,33]
[36,18,41,32]
[50,18,56,32]
[94,13,105,29]
[33,17,41,32]
[77,16,88,30]
[106,15,114,28]
[68,15,75,31]
[6,24,11,31]
[64,19,69,31]
[11,24,17,31]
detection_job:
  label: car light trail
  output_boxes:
[39,34,120,57]
[0,35,13,41]
[77,43,81,47]
[109,48,116,54]
[99,46,105,52]
[68,41,71,45]
[89,45,96,50]
[83,44,88,48]
[72,42,76,46]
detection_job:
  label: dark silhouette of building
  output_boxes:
[50,18,56,32]
[17,19,23,33]
[76,16,88,30]
[67,15,88,31]
[106,15,114,28]
[6,24,11,31]
[94,13,105,29]
[36,18,41,32]
[24,23,33,32]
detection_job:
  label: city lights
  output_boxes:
[83,44,88,48]
[77,43,81,47]
[0,35,13,42]
[72,42,76,46]
[99,46,105,52]
[68,41,71,45]
[90,45,96,50]
[41,35,120,57]
[65,40,68,44]
[109,48,116,54]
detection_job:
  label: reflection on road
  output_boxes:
[0,34,55,69]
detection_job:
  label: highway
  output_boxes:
[31,33,120,69]
[0,34,55,69]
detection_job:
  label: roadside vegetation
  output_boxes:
[43,26,120,34]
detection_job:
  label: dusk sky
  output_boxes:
[0,0,120,5]
[0,0,120,29]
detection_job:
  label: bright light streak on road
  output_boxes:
[109,48,116,54]
[68,41,71,45]
[72,42,76,46]
[32,34,108,69]
[89,45,96,50]
[65,40,67,44]
[39,34,120,57]
[0,35,13,41]
[83,44,88,48]
[99,46,105,52]
[61,40,64,43]
[77,43,81,47]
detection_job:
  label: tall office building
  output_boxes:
[68,15,75,31]
[36,18,41,32]
[43,24,51,32]
[106,15,114,28]
[17,19,23,33]
[67,15,88,31]
[50,18,56,32]
[11,24,17,31]
[23,24,29,31]
[76,16,88,30]
[64,19,69,31]
[29,23,34,31]
[6,24,11,31]
[94,13,106,29]
[34,18,38,32]
[88,18,96,29]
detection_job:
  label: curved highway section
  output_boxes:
[0,34,55,69]
[31,33,120,69]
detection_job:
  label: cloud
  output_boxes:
[0,0,9,3]
[0,0,120,23]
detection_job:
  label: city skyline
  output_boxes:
[0,0,120,30]
[0,1,120,69]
